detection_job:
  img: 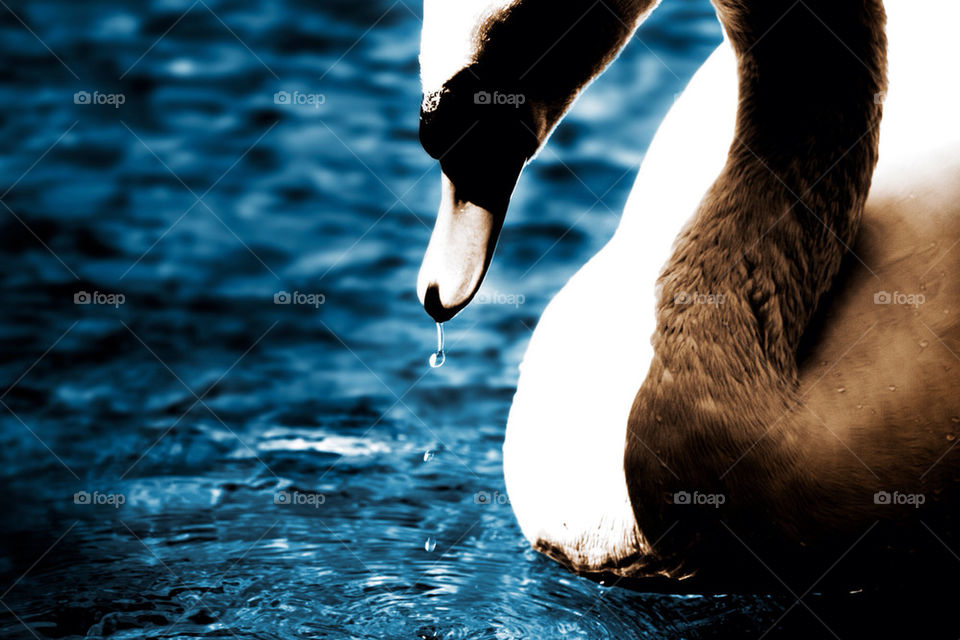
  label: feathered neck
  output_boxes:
[623,0,887,576]
[655,0,886,384]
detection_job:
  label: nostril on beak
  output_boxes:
[423,284,459,323]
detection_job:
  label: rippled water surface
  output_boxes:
[0,1,822,637]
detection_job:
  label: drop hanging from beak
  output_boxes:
[428,322,445,368]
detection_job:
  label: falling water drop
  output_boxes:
[424,537,437,552]
[428,322,445,368]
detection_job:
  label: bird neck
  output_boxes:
[622,3,887,566]
[654,0,887,384]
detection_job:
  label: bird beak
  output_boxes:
[417,171,511,323]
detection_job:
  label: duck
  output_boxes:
[415,0,960,591]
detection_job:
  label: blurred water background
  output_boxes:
[0,0,829,637]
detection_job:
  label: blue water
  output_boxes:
[0,1,815,637]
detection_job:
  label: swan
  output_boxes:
[415,0,960,591]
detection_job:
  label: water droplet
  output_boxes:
[920,340,929,348]
[424,537,436,552]
[423,449,436,462]
[429,322,445,368]
[837,387,846,393]
[889,385,897,392]
[948,434,956,441]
